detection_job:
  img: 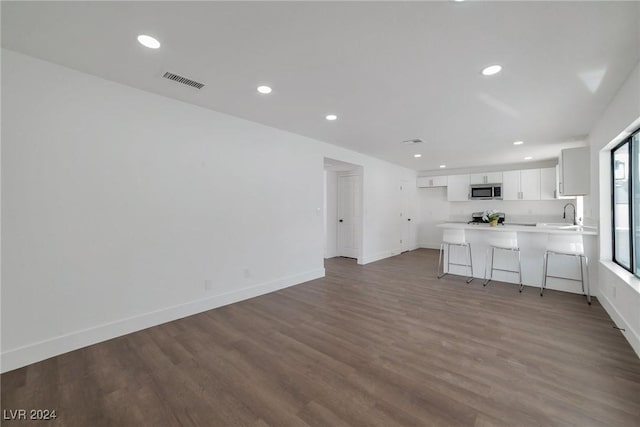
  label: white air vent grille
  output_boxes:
[162,72,205,89]
[402,138,424,145]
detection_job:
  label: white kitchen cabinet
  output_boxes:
[469,172,503,184]
[502,170,520,200]
[447,174,470,201]
[469,174,483,185]
[486,172,503,183]
[555,165,576,199]
[540,167,557,200]
[502,169,541,200]
[559,147,590,196]
[417,176,447,188]
[520,169,541,200]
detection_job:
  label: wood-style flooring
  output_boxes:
[2,249,640,426]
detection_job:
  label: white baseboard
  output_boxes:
[419,242,441,250]
[1,268,325,373]
[597,292,640,358]
[361,250,397,265]
[360,245,420,265]
[360,251,390,264]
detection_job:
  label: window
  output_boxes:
[612,129,640,274]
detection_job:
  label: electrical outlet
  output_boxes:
[204,279,213,291]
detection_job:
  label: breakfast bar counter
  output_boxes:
[436,222,598,235]
[436,222,598,295]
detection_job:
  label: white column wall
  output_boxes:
[586,60,640,356]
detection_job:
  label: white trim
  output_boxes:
[600,259,640,293]
[597,287,640,358]
[360,248,401,265]
[0,268,325,373]
[419,242,442,250]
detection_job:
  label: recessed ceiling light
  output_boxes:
[326,114,338,121]
[257,85,272,94]
[481,65,502,76]
[137,35,160,49]
[453,0,465,2]
[439,164,447,168]
[513,141,524,145]
[414,154,422,158]
[524,156,533,160]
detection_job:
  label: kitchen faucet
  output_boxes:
[563,203,577,225]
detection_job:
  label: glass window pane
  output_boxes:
[613,141,631,269]
[633,132,640,275]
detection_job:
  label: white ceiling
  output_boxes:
[2,1,639,171]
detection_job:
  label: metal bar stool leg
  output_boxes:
[517,249,523,292]
[541,251,549,296]
[484,247,490,285]
[578,255,585,294]
[582,255,591,305]
[466,243,474,283]
[483,247,495,286]
[437,243,446,279]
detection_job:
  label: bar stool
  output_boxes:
[483,231,523,292]
[541,234,591,305]
[437,229,474,283]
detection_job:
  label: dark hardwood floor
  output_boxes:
[2,249,640,426]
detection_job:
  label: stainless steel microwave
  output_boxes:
[470,184,502,200]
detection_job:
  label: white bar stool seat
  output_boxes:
[541,234,591,304]
[483,231,523,292]
[437,229,474,283]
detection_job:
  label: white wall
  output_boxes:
[586,60,640,356]
[1,49,416,371]
[417,188,570,249]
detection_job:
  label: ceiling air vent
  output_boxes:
[162,72,205,90]
[402,138,424,145]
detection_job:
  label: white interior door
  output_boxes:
[400,181,410,252]
[337,174,361,258]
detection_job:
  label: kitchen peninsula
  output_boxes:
[436,223,597,294]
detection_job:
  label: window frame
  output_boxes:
[612,129,640,274]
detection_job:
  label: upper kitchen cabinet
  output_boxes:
[502,169,541,200]
[417,176,447,188]
[447,174,470,201]
[469,172,503,185]
[540,167,557,200]
[558,147,590,196]
[520,169,542,200]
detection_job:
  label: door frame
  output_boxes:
[336,172,363,259]
[323,158,364,263]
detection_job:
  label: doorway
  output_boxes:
[323,158,363,261]
[400,180,411,253]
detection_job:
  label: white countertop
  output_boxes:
[437,222,598,236]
